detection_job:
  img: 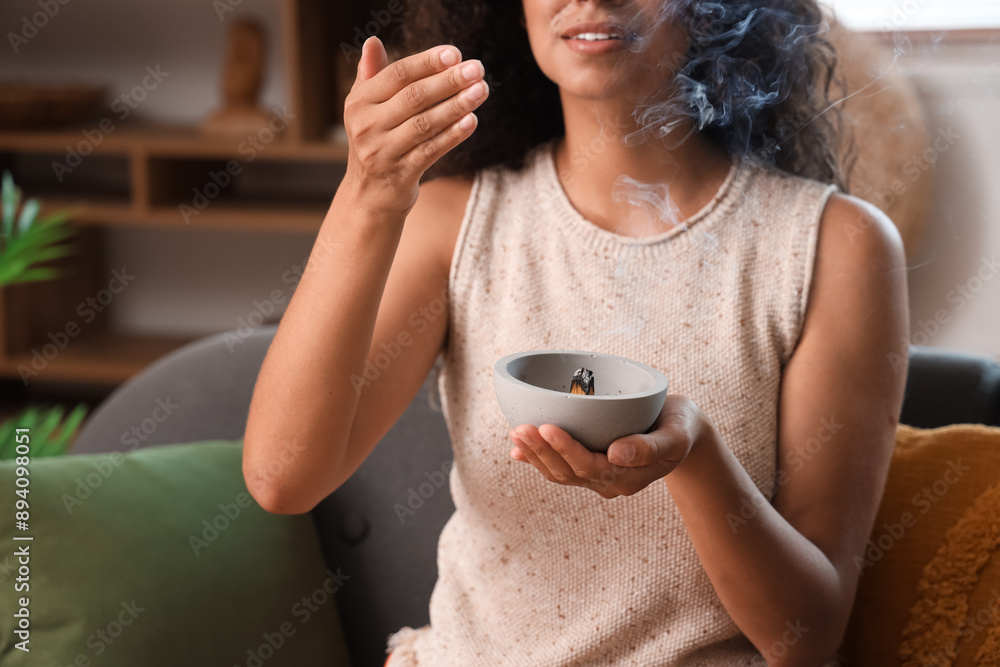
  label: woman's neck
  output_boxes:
[553,94,733,237]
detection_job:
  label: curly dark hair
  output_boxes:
[400,0,852,192]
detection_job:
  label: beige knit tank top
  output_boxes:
[387,137,838,666]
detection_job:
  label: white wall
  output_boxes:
[899,38,1000,359]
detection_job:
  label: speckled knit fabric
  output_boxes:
[386,137,838,666]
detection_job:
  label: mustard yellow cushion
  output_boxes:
[840,423,1000,666]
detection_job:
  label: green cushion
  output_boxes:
[0,441,351,666]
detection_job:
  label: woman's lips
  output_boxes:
[560,21,631,56]
[562,35,627,55]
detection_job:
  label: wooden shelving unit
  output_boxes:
[0,0,398,392]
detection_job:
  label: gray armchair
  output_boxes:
[71,324,1000,666]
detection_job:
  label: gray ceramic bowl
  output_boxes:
[493,350,669,453]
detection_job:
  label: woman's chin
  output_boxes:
[557,79,633,105]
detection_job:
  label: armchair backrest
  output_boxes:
[71,327,1000,664]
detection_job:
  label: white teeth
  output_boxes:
[572,32,621,41]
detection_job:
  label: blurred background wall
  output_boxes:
[0,0,997,414]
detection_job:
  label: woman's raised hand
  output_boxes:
[343,36,489,216]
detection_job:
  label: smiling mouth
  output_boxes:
[560,20,638,43]
[564,32,625,42]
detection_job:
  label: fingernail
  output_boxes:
[440,47,459,66]
[462,60,483,81]
[615,443,635,464]
[464,81,487,102]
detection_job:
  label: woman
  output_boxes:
[243,0,909,664]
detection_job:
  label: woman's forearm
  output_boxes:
[664,426,846,666]
[243,178,406,514]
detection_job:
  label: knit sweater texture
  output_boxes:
[386,137,838,666]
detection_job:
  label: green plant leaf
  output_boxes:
[0,408,38,459]
[0,403,90,459]
[1,171,20,247]
[0,419,17,459]
[0,221,78,286]
[3,221,78,259]
[0,173,78,287]
[19,242,77,264]
[49,403,89,454]
[0,257,30,284]
[0,255,32,283]
[16,198,40,235]
[27,406,66,458]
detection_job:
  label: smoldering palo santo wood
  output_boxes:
[570,367,595,395]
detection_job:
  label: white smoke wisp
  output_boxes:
[611,173,683,236]
[608,0,839,159]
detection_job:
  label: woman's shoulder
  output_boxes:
[815,191,906,287]
[791,189,906,357]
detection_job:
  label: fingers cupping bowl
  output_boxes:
[494,350,669,453]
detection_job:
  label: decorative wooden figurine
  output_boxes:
[201,18,276,137]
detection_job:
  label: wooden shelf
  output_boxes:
[2,128,345,233]
[144,205,328,232]
[0,329,196,385]
[0,127,349,161]
[0,0,401,394]
[35,204,326,233]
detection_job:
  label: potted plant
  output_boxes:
[0,403,89,459]
[0,170,88,454]
[0,170,79,286]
